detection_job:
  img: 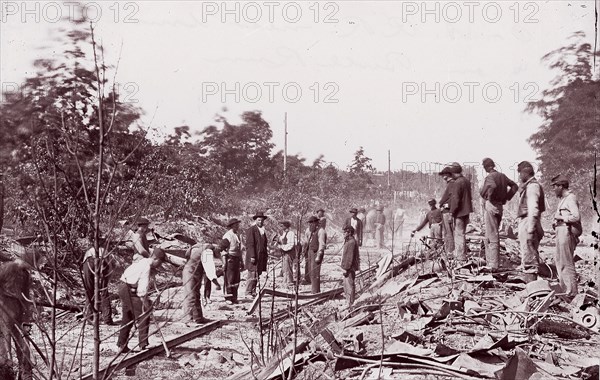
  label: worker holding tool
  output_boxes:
[411,199,443,248]
[117,248,166,353]
[182,239,229,324]
[550,174,581,298]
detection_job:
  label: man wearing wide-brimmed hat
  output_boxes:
[344,208,364,247]
[275,220,297,285]
[302,215,326,293]
[222,218,243,304]
[551,174,581,298]
[245,212,270,298]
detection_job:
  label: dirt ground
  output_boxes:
[26,218,600,380]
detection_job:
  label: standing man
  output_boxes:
[449,163,473,262]
[340,226,360,308]
[0,251,45,380]
[117,248,166,353]
[344,208,364,247]
[439,167,456,253]
[276,220,297,286]
[222,218,243,304]
[393,205,406,248]
[303,216,326,293]
[357,208,367,230]
[82,237,115,325]
[411,199,443,247]
[516,161,546,282]
[245,212,269,298]
[182,240,228,324]
[480,158,519,270]
[131,217,152,262]
[374,206,386,249]
[551,175,581,297]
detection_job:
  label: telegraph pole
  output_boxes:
[284,112,288,176]
[387,150,391,188]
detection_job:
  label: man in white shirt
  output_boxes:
[551,175,582,298]
[222,218,243,304]
[276,220,297,286]
[116,248,166,353]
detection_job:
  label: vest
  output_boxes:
[517,178,545,218]
[308,231,319,252]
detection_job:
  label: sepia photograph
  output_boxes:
[1,1,599,379]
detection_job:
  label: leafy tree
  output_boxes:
[199,111,275,193]
[526,32,600,221]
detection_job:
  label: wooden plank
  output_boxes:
[246,287,344,315]
[80,320,221,380]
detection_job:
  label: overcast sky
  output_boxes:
[1,1,598,181]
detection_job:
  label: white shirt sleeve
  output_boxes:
[202,249,217,281]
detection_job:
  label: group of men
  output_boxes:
[409,158,582,299]
[107,209,364,352]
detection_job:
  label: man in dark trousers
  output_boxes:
[222,218,243,304]
[449,162,473,262]
[411,199,443,248]
[344,208,364,247]
[480,158,518,270]
[245,212,269,298]
[340,225,360,308]
[117,249,166,353]
[303,216,326,293]
[516,161,546,282]
[182,240,228,324]
[438,167,456,253]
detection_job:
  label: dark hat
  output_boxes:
[448,162,462,174]
[226,218,241,227]
[152,247,167,262]
[252,212,268,220]
[316,208,325,213]
[482,157,495,168]
[438,166,452,176]
[517,161,534,173]
[551,174,569,187]
[280,220,291,228]
[427,198,436,205]
[307,216,319,223]
[349,208,358,213]
[343,225,355,234]
[137,217,150,226]
[218,239,230,250]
